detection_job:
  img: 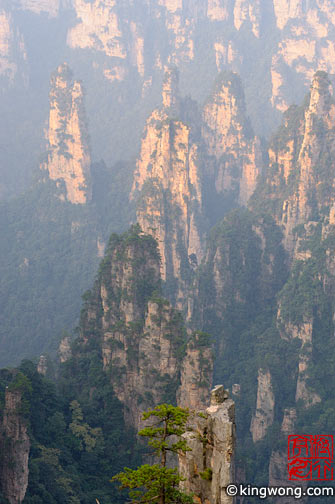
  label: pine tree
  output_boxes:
[112,404,193,504]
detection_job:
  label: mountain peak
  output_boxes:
[308,71,333,117]
[42,64,91,204]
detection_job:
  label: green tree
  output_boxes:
[113,404,193,504]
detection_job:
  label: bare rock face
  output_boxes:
[178,385,235,504]
[281,407,297,435]
[103,297,185,428]
[6,0,335,149]
[233,0,261,37]
[58,335,72,363]
[271,0,335,112]
[67,0,149,81]
[132,70,263,308]
[42,63,91,204]
[0,389,30,504]
[268,408,308,503]
[278,315,321,408]
[78,227,213,430]
[0,8,26,83]
[295,351,321,407]
[207,0,230,21]
[202,72,262,207]
[68,0,128,82]
[270,409,297,482]
[67,0,198,80]
[18,0,60,17]
[257,72,335,254]
[250,369,275,442]
[162,67,180,111]
[68,0,125,58]
[131,68,204,304]
[177,332,213,410]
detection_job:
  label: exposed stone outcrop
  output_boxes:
[132,70,265,308]
[131,68,204,304]
[280,407,296,435]
[58,335,72,363]
[269,408,296,491]
[202,72,262,207]
[65,0,335,119]
[0,389,30,504]
[42,63,91,204]
[257,72,335,254]
[279,317,321,407]
[6,0,335,166]
[18,0,60,17]
[207,0,229,21]
[233,0,261,38]
[67,0,148,81]
[177,332,213,410]
[162,67,180,111]
[102,297,185,428]
[268,408,308,503]
[178,385,235,504]
[68,0,125,59]
[0,8,25,82]
[250,368,275,442]
[271,1,335,112]
[78,227,213,430]
[296,351,321,407]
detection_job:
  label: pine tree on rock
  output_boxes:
[113,404,193,504]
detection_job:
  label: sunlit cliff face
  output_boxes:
[42,63,91,205]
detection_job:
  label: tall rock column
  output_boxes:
[0,8,25,83]
[177,332,213,410]
[259,72,335,254]
[250,368,275,442]
[202,72,262,207]
[0,389,30,504]
[131,68,204,305]
[77,227,213,431]
[41,63,91,204]
[179,385,235,504]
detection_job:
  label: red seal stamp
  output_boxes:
[288,435,334,481]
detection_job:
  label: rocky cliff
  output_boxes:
[253,74,335,415]
[268,408,304,503]
[202,72,263,208]
[5,0,335,195]
[67,0,128,82]
[64,0,335,135]
[250,369,275,442]
[270,0,335,112]
[0,388,30,504]
[132,69,263,307]
[178,332,213,410]
[41,63,91,204]
[178,385,235,504]
[192,208,287,348]
[0,7,26,83]
[75,226,213,429]
[190,206,292,488]
[238,71,335,487]
[19,0,60,17]
[131,68,205,305]
[254,71,335,254]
